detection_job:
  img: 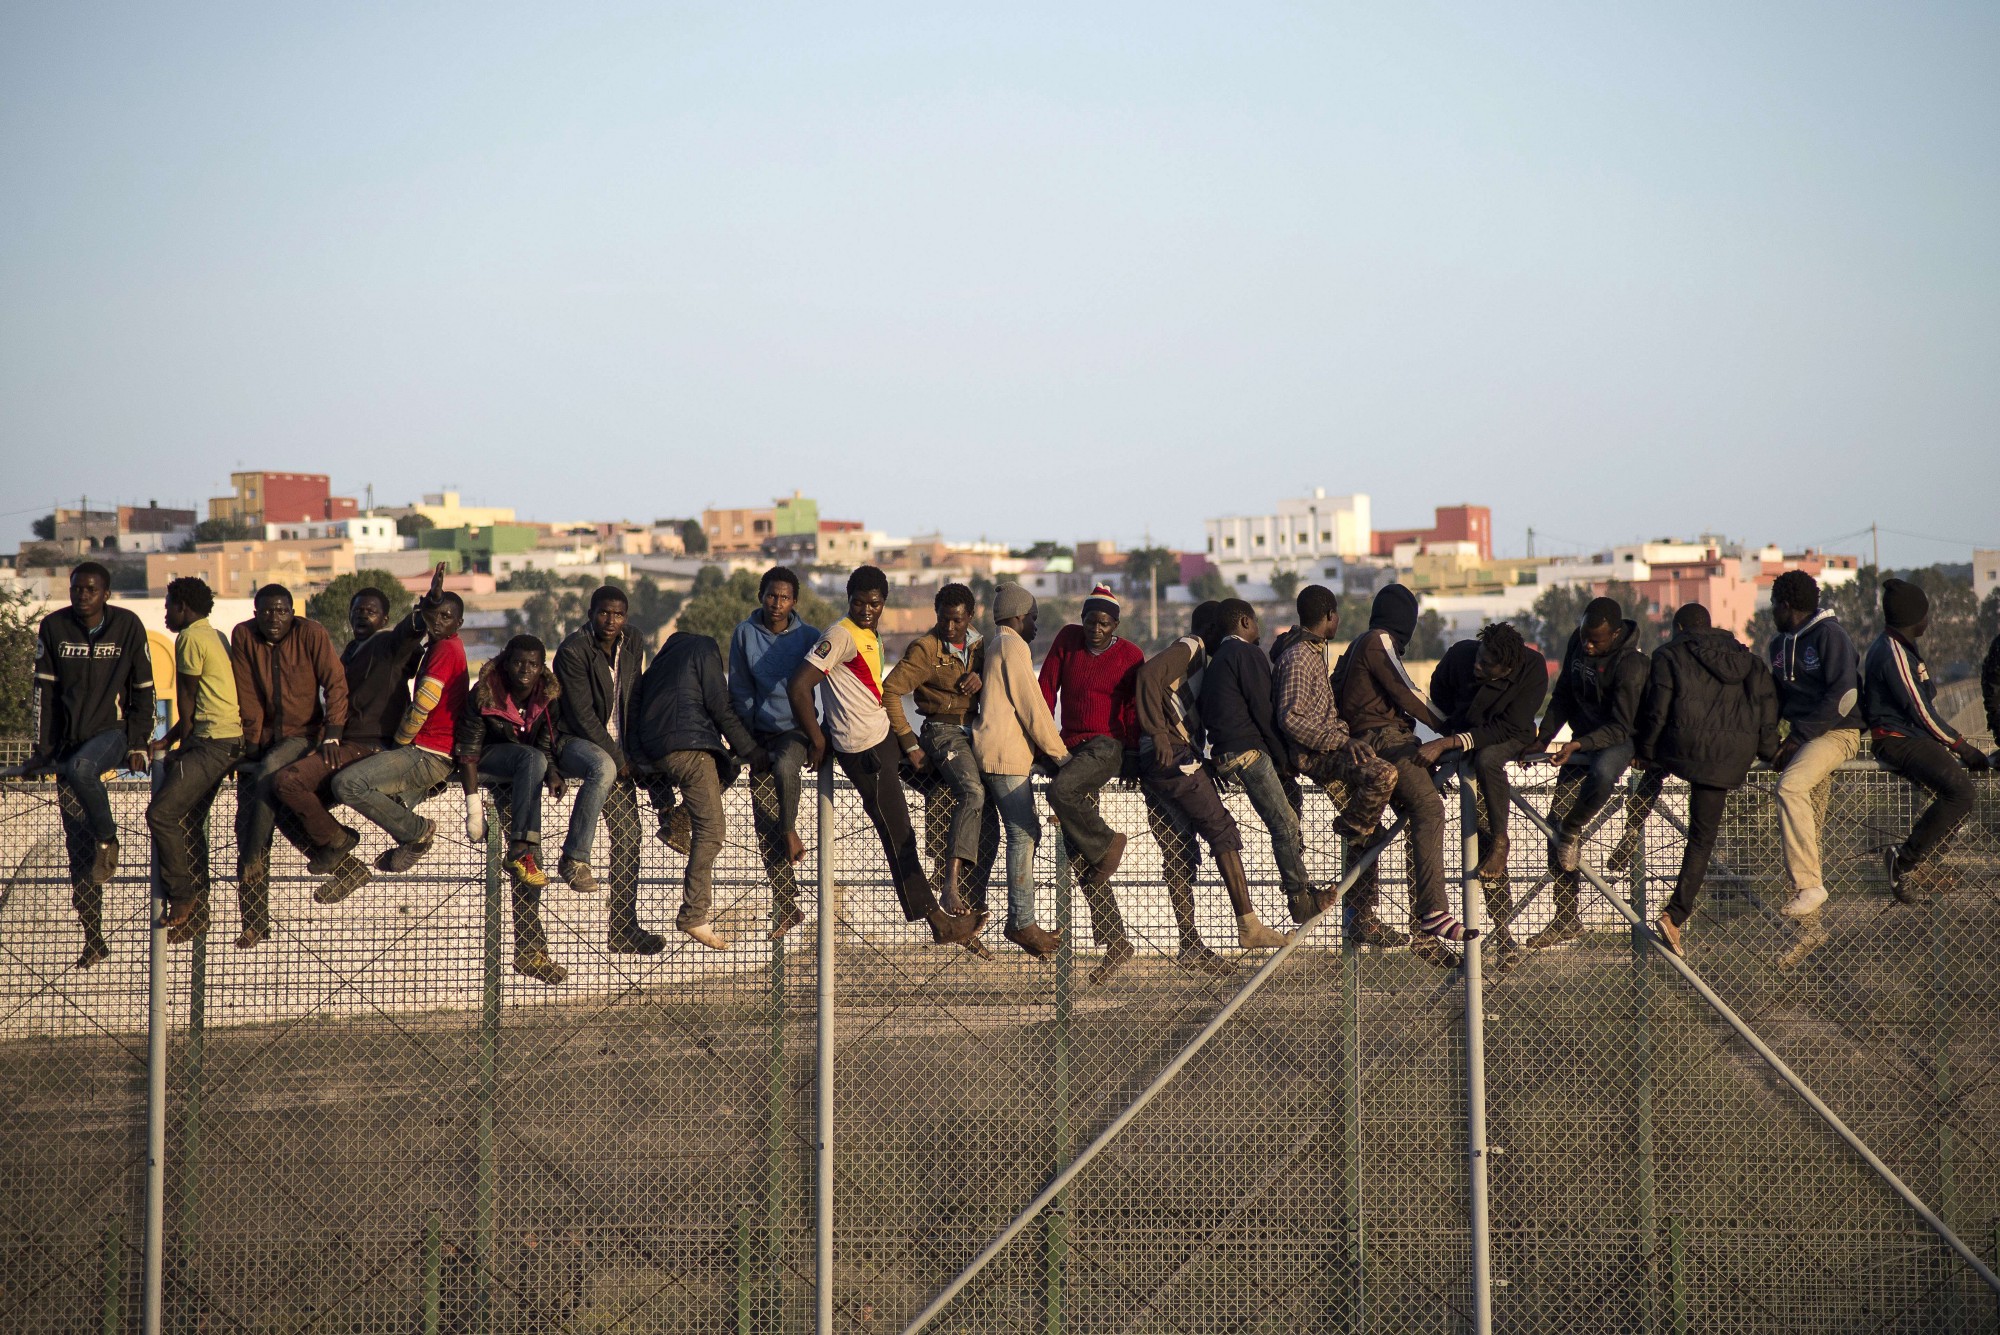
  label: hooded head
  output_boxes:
[1368,584,1419,649]
[1882,578,1928,632]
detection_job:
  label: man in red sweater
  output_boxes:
[1039,584,1144,961]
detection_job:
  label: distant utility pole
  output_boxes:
[1145,527,1158,642]
[1526,526,1535,558]
[1871,522,1879,572]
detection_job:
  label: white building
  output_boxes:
[1204,489,1371,597]
[1974,549,1999,607]
[264,516,407,552]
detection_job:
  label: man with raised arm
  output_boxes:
[729,566,820,938]
[29,562,155,967]
[553,585,664,955]
[229,583,348,949]
[1524,596,1649,950]
[788,566,977,946]
[1865,578,1990,902]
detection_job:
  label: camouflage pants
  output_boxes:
[1298,745,1399,838]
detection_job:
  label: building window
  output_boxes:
[1321,531,1331,542]
[1206,537,1214,552]
[1225,537,1236,550]
[1254,535,1265,548]
[1297,533,1308,544]
[1235,573,1247,584]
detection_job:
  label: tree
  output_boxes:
[0,586,37,737]
[16,543,65,571]
[1188,570,1230,602]
[30,515,54,541]
[1010,540,1073,561]
[678,519,708,556]
[1121,547,1180,599]
[396,512,436,540]
[1407,609,1448,660]
[306,570,417,648]
[674,568,837,644]
[1520,581,1666,657]
[1268,569,1302,603]
[1825,565,1882,650]
[193,516,258,542]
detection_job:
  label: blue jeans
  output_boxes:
[1552,742,1636,837]
[1215,747,1312,913]
[55,727,129,844]
[331,746,454,844]
[477,744,549,845]
[984,773,1042,931]
[751,729,810,912]
[555,737,617,863]
[236,735,313,870]
[920,720,1000,878]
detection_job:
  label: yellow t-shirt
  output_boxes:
[175,618,243,741]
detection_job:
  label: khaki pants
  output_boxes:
[1775,729,1861,892]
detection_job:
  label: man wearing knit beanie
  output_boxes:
[1862,578,1989,899]
[1038,583,1149,971]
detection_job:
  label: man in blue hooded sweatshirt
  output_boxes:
[728,566,821,937]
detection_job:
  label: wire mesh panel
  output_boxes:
[0,772,152,1332]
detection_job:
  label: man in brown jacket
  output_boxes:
[230,583,348,947]
[971,583,1069,957]
[885,583,1000,938]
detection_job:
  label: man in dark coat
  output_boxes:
[1633,604,1779,955]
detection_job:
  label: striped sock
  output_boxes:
[1418,913,1479,943]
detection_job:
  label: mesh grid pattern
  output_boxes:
[2,754,1996,1332]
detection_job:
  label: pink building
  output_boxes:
[1629,554,1759,639]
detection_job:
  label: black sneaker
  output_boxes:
[1885,846,1926,904]
[88,840,119,888]
[377,819,437,873]
[307,826,361,874]
[1410,934,1462,970]
[608,925,667,955]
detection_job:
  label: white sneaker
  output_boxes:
[1780,886,1827,919]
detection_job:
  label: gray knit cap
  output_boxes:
[992,583,1037,621]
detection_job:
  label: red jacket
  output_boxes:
[1037,625,1142,749]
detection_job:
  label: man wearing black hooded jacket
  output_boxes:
[1527,596,1650,949]
[1332,583,1477,952]
[1634,604,1779,956]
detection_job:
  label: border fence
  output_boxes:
[3,748,1998,1333]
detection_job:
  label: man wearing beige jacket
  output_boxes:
[971,584,1069,958]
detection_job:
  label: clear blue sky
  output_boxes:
[4,2,1996,567]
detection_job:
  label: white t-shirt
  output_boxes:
[803,618,891,753]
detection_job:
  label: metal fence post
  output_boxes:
[1629,805,1659,1333]
[1046,832,1074,1335]
[766,921,788,1327]
[1931,897,1960,1329]
[102,1213,125,1335]
[816,761,836,1335]
[1341,838,1366,1335]
[172,917,208,1334]
[1459,765,1493,1335]
[421,1210,442,1335]
[476,813,501,1335]
[143,766,168,1335]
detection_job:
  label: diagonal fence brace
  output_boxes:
[1508,791,2000,1298]
[896,814,1413,1335]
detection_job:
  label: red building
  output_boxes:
[208,471,358,526]
[1372,504,1492,561]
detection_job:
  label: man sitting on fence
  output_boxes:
[1765,569,1864,942]
[229,583,349,950]
[148,578,244,953]
[29,562,155,967]
[277,565,442,905]
[885,581,999,955]
[1633,603,1780,956]
[1525,596,1649,950]
[970,583,1068,959]
[1864,579,1990,901]
[328,593,469,878]
[1130,601,1263,977]
[728,566,820,939]
[553,585,665,955]
[1418,621,1547,953]
[1270,585,1400,930]
[1333,584,1476,960]
[790,566,978,946]
[456,635,568,983]
[1039,584,1149,964]
[629,624,768,951]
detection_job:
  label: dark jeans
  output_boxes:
[477,744,549,845]
[1873,731,1977,870]
[330,746,453,844]
[1046,735,1125,868]
[751,729,809,915]
[1663,781,1729,927]
[836,737,937,921]
[1551,742,1636,837]
[1469,737,1533,848]
[916,721,999,898]
[1140,756,1238,948]
[147,737,247,907]
[1352,728,1449,923]
[273,741,382,849]
[54,727,129,848]
[236,736,313,870]
[1216,747,1312,917]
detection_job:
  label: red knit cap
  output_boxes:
[1082,583,1120,619]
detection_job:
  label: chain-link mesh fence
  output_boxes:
[3,745,1997,1332]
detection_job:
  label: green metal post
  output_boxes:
[421,1211,442,1335]
[1342,848,1366,1335]
[766,929,789,1327]
[1630,815,1659,1333]
[476,815,501,1335]
[736,1204,754,1335]
[173,926,208,1333]
[1931,898,1959,1329]
[1044,832,1073,1335]
[101,1214,124,1335]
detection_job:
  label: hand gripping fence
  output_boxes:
[6,745,2000,1333]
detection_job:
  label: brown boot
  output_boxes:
[1089,832,1128,885]
[1004,922,1062,957]
[1476,832,1510,881]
